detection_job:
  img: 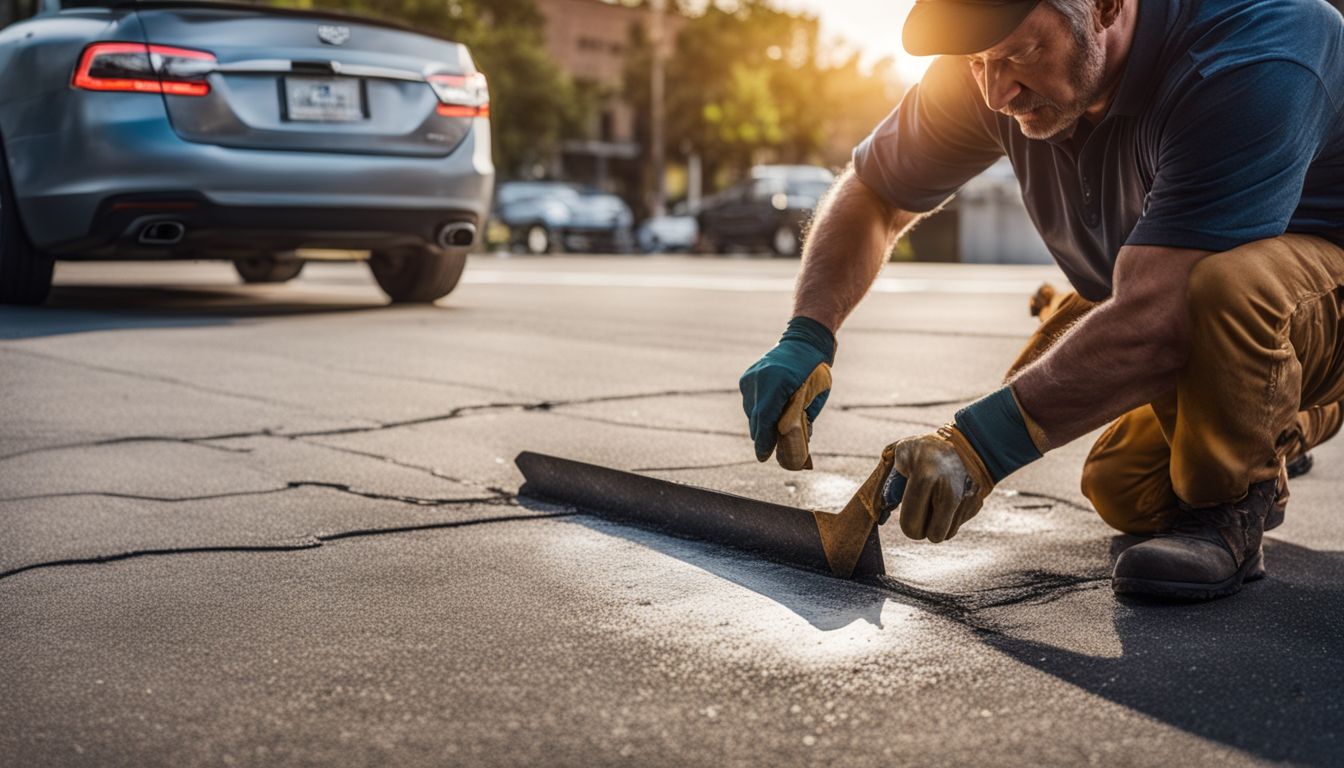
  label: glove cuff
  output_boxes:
[782,316,836,364]
[938,424,996,494]
[952,386,1044,484]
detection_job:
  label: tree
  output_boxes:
[272,0,591,178]
[625,0,905,196]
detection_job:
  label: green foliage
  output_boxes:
[626,0,904,191]
[271,0,589,178]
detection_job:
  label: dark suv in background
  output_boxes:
[695,165,834,257]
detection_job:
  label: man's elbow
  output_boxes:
[1123,301,1192,375]
[830,167,908,238]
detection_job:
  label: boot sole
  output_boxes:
[1112,549,1264,600]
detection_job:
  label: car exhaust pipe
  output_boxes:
[438,222,476,249]
[139,221,186,246]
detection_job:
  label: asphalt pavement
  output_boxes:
[2,255,1341,767]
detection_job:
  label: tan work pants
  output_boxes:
[1010,235,1344,534]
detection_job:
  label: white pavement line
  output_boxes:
[461,271,1048,295]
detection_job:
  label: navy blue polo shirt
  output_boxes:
[853,0,1344,301]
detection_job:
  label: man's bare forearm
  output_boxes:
[794,169,921,333]
[1012,245,1210,447]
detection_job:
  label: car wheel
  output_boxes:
[771,223,800,258]
[369,245,467,304]
[0,136,54,306]
[525,224,554,255]
[234,256,304,284]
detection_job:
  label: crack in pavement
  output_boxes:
[0,481,510,508]
[837,396,980,411]
[834,412,944,430]
[287,387,740,439]
[632,452,882,473]
[0,387,744,464]
[540,410,745,439]
[290,439,515,498]
[0,510,576,583]
[843,326,1031,341]
[0,346,338,416]
[1006,490,1094,514]
[0,432,263,462]
[869,570,1110,624]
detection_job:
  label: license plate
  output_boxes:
[284,77,364,122]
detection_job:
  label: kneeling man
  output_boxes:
[741,0,1344,599]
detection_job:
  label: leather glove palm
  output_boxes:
[886,426,995,543]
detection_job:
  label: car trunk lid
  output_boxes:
[131,1,484,157]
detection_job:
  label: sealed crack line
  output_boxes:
[0,511,577,583]
[0,481,512,508]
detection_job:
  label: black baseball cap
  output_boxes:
[902,0,1044,57]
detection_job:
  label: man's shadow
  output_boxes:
[521,493,1341,762]
[984,539,1344,765]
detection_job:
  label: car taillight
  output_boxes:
[428,72,490,118]
[72,42,216,97]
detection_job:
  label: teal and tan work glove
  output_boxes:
[740,316,835,469]
[881,387,1050,542]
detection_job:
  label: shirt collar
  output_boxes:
[1106,0,1175,117]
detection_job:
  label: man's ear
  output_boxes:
[1095,0,1123,29]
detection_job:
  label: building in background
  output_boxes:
[532,0,684,202]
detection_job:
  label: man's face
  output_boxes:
[965,3,1108,140]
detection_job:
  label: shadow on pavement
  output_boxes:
[0,284,396,340]
[987,539,1344,766]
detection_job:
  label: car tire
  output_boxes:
[235,256,304,284]
[369,245,467,304]
[0,136,54,306]
[524,224,555,255]
[771,223,801,258]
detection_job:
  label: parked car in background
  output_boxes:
[696,165,835,257]
[0,0,493,305]
[492,181,634,254]
[637,201,698,253]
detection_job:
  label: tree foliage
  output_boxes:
[626,0,905,191]
[272,0,590,178]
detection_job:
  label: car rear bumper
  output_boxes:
[6,94,494,256]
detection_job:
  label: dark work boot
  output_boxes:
[1112,478,1277,600]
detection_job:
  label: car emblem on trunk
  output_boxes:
[317,25,351,45]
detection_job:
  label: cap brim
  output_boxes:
[902,1,1042,57]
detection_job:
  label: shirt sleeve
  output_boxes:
[851,55,1005,213]
[1127,60,1337,252]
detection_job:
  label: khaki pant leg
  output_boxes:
[1175,234,1344,504]
[1007,287,1177,533]
[1079,405,1181,535]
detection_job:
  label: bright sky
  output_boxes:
[783,0,935,83]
